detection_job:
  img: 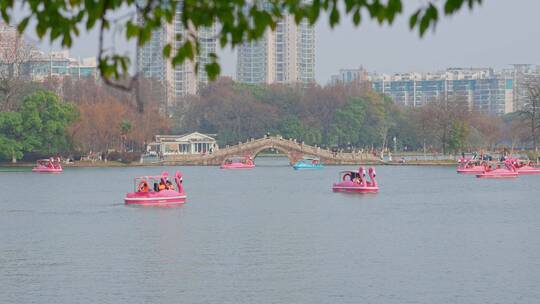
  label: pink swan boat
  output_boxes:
[32,158,62,173]
[124,171,186,206]
[456,158,485,174]
[220,155,255,169]
[510,158,540,175]
[476,161,518,179]
[332,167,379,193]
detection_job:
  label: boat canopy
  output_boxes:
[37,159,58,164]
[338,170,359,176]
[338,170,361,181]
[134,172,170,183]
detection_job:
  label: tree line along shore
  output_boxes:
[1,77,539,164]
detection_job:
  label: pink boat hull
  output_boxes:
[476,169,518,179]
[32,167,62,173]
[332,181,379,193]
[516,166,540,175]
[220,163,255,169]
[456,165,485,174]
[124,190,186,206]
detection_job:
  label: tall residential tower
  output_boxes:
[136,7,216,109]
[236,9,315,85]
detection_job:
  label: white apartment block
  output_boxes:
[350,64,540,115]
[136,6,216,109]
[363,67,516,115]
[236,6,315,85]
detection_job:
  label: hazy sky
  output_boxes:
[25,0,540,84]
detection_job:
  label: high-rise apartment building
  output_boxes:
[136,6,216,109]
[0,22,23,56]
[368,68,514,115]
[0,22,30,78]
[332,65,540,115]
[236,4,315,85]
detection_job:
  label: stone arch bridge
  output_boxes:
[162,136,379,166]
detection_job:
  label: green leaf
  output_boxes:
[352,10,361,25]
[17,17,30,33]
[409,10,420,29]
[205,62,221,80]
[163,44,172,58]
[126,21,139,38]
[329,6,339,27]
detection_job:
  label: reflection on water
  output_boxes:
[1,159,540,304]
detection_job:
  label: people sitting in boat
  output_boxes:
[166,180,174,190]
[348,172,360,183]
[138,180,149,193]
[153,182,159,192]
[158,181,166,191]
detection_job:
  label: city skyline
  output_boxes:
[20,0,540,84]
[8,16,540,117]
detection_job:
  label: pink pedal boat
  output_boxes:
[220,155,255,169]
[511,159,540,175]
[332,167,379,193]
[32,158,62,173]
[516,165,540,175]
[456,158,485,174]
[476,161,518,179]
[124,171,186,206]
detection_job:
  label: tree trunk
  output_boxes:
[441,128,447,155]
[532,117,537,150]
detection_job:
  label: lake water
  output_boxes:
[1,158,540,303]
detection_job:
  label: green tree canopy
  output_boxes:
[20,91,79,153]
[0,111,25,161]
[5,0,482,85]
[448,120,470,154]
[0,91,78,162]
[329,96,366,146]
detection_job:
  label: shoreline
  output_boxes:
[0,159,456,169]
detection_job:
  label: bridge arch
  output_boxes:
[250,144,304,165]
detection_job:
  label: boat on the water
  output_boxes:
[332,167,379,193]
[476,161,518,179]
[456,157,485,174]
[220,155,255,169]
[293,156,323,170]
[124,171,186,206]
[32,158,62,173]
[510,158,540,175]
[516,165,540,174]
